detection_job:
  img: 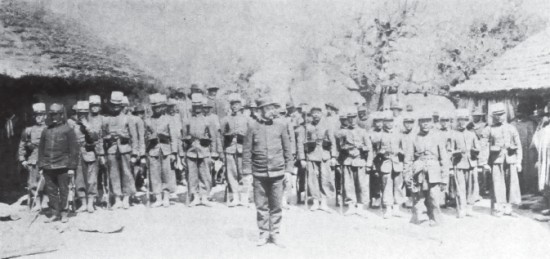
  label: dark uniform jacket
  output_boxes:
[37,123,80,170]
[242,118,293,178]
[405,130,450,190]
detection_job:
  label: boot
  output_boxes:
[344,203,356,216]
[122,196,130,209]
[44,210,62,223]
[465,205,475,217]
[162,191,170,207]
[188,195,200,207]
[76,198,88,213]
[310,199,320,211]
[201,196,214,207]
[383,206,392,219]
[112,197,123,209]
[319,199,332,214]
[228,194,238,207]
[270,233,285,248]
[41,196,49,210]
[60,211,69,224]
[239,193,250,208]
[256,232,270,247]
[392,205,405,218]
[87,197,95,213]
[152,194,163,207]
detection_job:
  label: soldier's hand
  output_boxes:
[98,156,106,166]
[300,160,307,168]
[140,157,147,165]
[130,156,137,164]
[483,164,491,171]
[39,170,43,175]
[516,164,522,173]
[21,161,28,167]
[330,158,337,167]
[170,153,177,162]
[440,183,447,192]
[68,170,75,176]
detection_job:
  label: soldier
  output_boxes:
[166,98,185,188]
[470,106,488,198]
[221,94,251,207]
[18,103,48,211]
[248,102,260,121]
[277,104,297,209]
[375,111,406,218]
[73,101,104,213]
[242,96,293,247]
[390,100,404,131]
[405,113,449,226]
[480,103,522,217]
[297,105,337,212]
[132,104,148,192]
[438,112,454,206]
[87,95,108,205]
[449,109,480,218]
[121,96,131,115]
[182,94,217,207]
[205,85,227,118]
[401,108,416,207]
[338,109,373,216]
[357,106,369,130]
[174,86,192,120]
[37,103,80,223]
[144,94,179,207]
[334,112,349,207]
[369,111,384,208]
[325,103,340,132]
[203,100,223,187]
[102,91,139,209]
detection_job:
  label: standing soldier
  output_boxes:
[174,86,192,120]
[183,94,217,206]
[166,99,185,189]
[102,91,139,209]
[338,109,373,216]
[132,104,148,192]
[276,104,297,209]
[203,100,223,187]
[376,111,406,218]
[390,100,404,131]
[471,106,488,199]
[37,103,80,223]
[297,105,337,212]
[242,97,293,247]
[87,95,108,204]
[73,101,104,213]
[369,111,384,208]
[221,94,251,207]
[325,103,340,133]
[19,103,48,211]
[480,103,522,217]
[205,85,227,118]
[438,112,454,206]
[401,107,416,207]
[334,112,350,207]
[449,109,480,218]
[405,113,449,226]
[144,94,179,207]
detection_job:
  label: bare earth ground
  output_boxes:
[2,187,550,259]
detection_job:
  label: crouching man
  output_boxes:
[243,97,293,247]
[405,113,449,226]
[37,103,80,223]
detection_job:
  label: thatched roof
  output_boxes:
[0,0,155,84]
[451,27,550,96]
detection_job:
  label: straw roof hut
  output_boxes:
[451,27,550,118]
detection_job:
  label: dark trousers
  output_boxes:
[44,169,70,215]
[412,183,442,223]
[253,175,284,236]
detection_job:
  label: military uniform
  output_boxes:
[221,103,252,206]
[375,113,406,218]
[72,101,104,212]
[18,103,47,210]
[449,109,481,217]
[102,92,139,209]
[145,94,179,207]
[338,111,373,216]
[368,111,384,207]
[182,95,219,206]
[480,103,522,216]
[297,109,337,211]
[405,116,450,226]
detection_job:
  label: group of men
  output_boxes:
[18,85,524,244]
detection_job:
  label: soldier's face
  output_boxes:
[358,111,367,119]
[49,112,63,124]
[261,105,276,120]
[457,118,469,129]
[373,120,382,129]
[90,105,101,114]
[192,106,202,115]
[231,102,242,113]
[77,111,88,121]
[340,118,348,127]
[419,120,431,132]
[110,104,123,114]
[202,107,211,115]
[348,116,357,126]
[440,119,450,129]
[34,113,46,124]
[311,110,322,122]
[383,120,394,129]
[403,121,414,131]
[493,113,506,124]
[152,105,164,115]
[166,106,175,115]
[392,109,401,117]
[136,112,145,119]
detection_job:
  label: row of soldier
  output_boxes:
[20,88,522,225]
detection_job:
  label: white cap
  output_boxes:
[76,101,90,112]
[32,103,46,113]
[89,95,101,104]
[110,91,124,104]
[121,96,130,106]
[191,93,204,106]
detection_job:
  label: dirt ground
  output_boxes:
[2,188,550,259]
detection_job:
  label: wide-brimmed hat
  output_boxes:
[89,95,101,105]
[491,103,506,115]
[256,97,278,108]
[191,93,205,107]
[76,101,90,112]
[149,93,165,107]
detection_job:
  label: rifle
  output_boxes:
[67,174,76,213]
[340,162,345,215]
